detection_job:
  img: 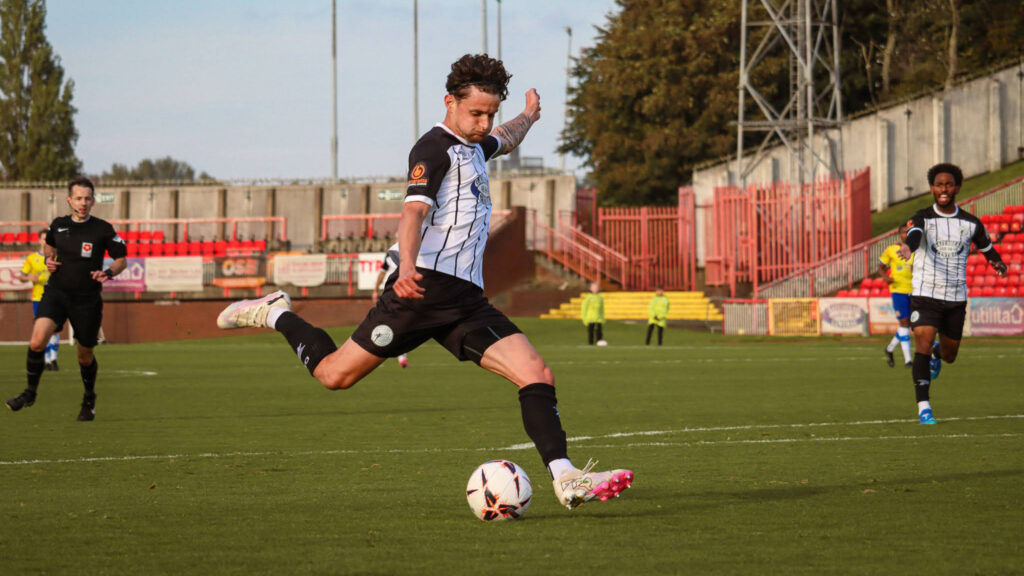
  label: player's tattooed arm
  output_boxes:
[494,88,541,156]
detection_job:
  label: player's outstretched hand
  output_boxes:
[45,256,61,273]
[90,270,109,283]
[393,271,425,299]
[993,261,1008,278]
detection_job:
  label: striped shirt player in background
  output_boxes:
[899,163,1007,424]
[218,54,633,510]
[878,225,913,367]
[372,243,408,368]
[20,230,61,371]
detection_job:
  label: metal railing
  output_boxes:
[757,175,1024,298]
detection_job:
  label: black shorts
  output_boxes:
[35,286,103,348]
[910,296,967,341]
[350,268,521,363]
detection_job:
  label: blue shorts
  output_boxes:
[891,292,911,320]
[32,300,40,317]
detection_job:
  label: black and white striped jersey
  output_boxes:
[906,204,994,302]
[404,123,502,289]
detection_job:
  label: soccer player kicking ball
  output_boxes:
[899,163,1007,425]
[879,225,913,367]
[218,54,633,509]
[372,243,408,368]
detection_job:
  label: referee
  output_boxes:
[5,177,127,421]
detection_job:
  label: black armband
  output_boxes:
[905,228,923,252]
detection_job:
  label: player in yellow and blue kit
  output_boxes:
[879,224,914,367]
[20,230,61,371]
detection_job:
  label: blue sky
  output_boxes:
[46,0,620,181]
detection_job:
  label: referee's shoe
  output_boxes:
[5,391,35,412]
[77,392,96,422]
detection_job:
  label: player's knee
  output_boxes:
[28,338,47,352]
[77,347,94,364]
[317,368,358,390]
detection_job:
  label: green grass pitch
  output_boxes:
[1,319,1021,575]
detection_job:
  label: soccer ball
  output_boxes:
[596,339,608,347]
[465,460,532,521]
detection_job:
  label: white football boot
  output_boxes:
[216,290,292,329]
[552,458,634,509]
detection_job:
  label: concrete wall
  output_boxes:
[0,172,574,251]
[693,63,1024,261]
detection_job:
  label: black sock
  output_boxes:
[80,359,98,395]
[658,326,663,346]
[275,311,338,376]
[645,325,653,345]
[518,383,568,470]
[587,323,595,345]
[912,352,931,402]
[26,348,44,397]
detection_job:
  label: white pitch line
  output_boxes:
[1,414,1021,467]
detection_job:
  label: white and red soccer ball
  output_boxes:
[465,460,532,521]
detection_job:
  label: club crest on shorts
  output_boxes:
[371,324,394,347]
[81,242,93,257]
[910,310,920,323]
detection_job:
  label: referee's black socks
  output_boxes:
[274,311,338,376]
[518,383,569,468]
[80,359,98,394]
[912,352,931,402]
[26,348,44,397]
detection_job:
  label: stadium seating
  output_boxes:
[543,291,724,322]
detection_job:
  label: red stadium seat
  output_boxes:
[995,286,1009,296]
[254,239,267,252]
[140,230,153,243]
[980,286,996,297]
[869,287,882,296]
[967,286,980,298]
[150,243,164,257]
[214,240,228,256]
[967,254,983,266]
[153,230,165,243]
[995,275,1009,287]
[15,232,28,243]
[29,232,39,243]
[836,289,849,297]
[227,239,241,252]
[188,241,201,256]
[857,288,871,297]
[1008,274,1021,286]
[1,232,15,244]
[202,240,215,254]
[138,243,150,257]
[240,240,255,251]
[126,243,138,256]
[162,242,176,257]
[982,275,996,286]
[1008,286,1021,297]
[125,230,139,242]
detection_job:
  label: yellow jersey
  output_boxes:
[21,252,50,302]
[879,245,913,294]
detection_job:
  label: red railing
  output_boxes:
[757,174,1024,298]
[706,169,871,296]
[321,210,512,240]
[109,217,287,242]
[527,210,603,284]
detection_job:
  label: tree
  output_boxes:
[0,0,80,181]
[100,156,213,182]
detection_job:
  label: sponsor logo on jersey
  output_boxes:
[408,163,428,186]
[371,324,394,347]
[81,242,93,257]
[931,239,965,257]
[113,234,125,244]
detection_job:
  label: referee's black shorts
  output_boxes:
[36,286,103,348]
[910,295,967,341]
[350,268,521,362]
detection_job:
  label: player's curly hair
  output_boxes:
[446,54,511,101]
[927,163,963,186]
